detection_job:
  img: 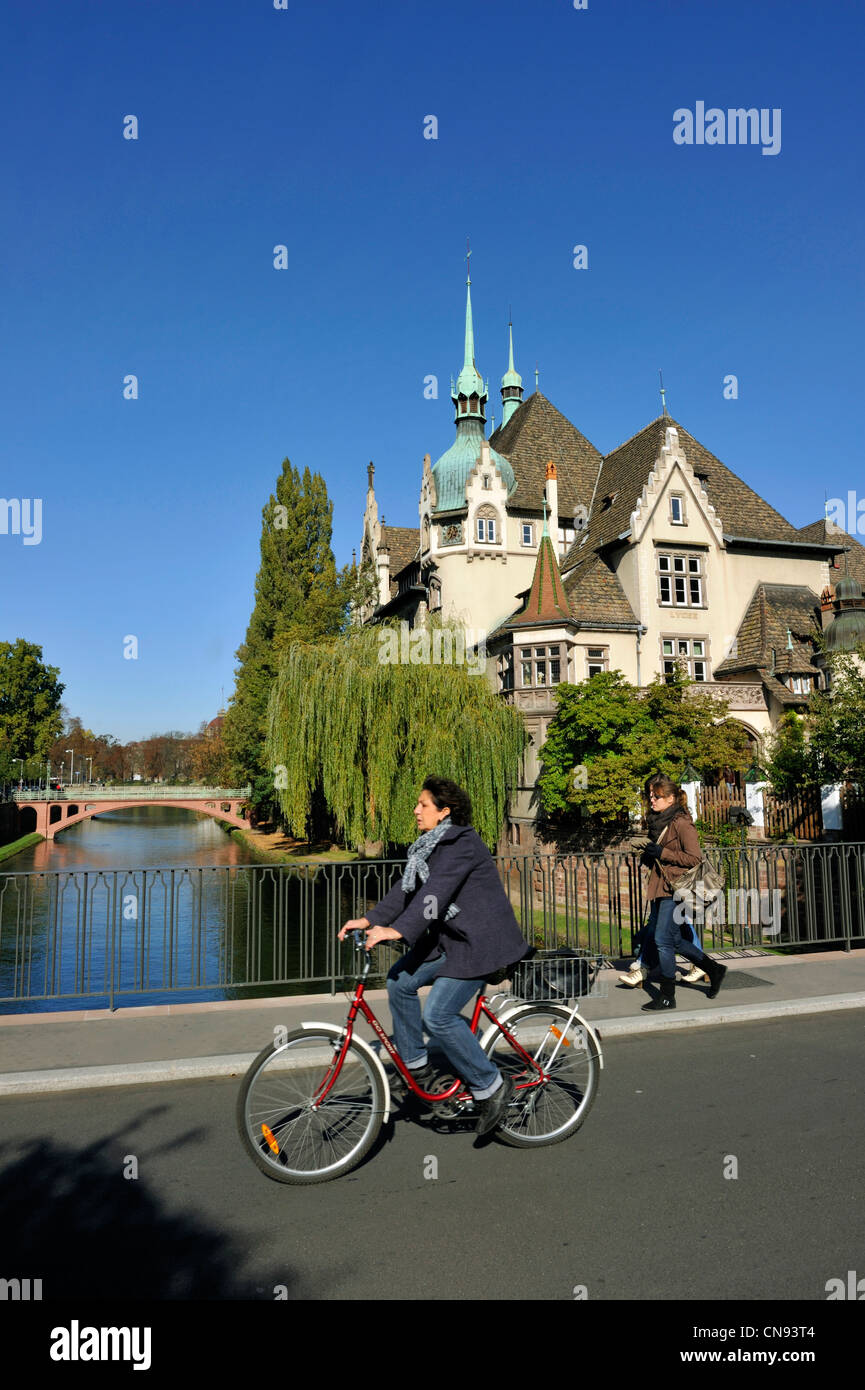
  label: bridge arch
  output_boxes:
[13,797,253,841]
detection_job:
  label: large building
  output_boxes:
[360,274,864,843]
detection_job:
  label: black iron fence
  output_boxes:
[1,846,863,1010]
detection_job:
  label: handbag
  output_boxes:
[654,825,725,920]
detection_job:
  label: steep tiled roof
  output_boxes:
[714,583,822,678]
[759,671,810,707]
[561,415,802,569]
[506,533,573,631]
[380,525,419,598]
[798,519,865,590]
[490,391,602,516]
[562,553,639,627]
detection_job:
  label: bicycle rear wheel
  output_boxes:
[237,1028,386,1184]
[481,1004,600,1147]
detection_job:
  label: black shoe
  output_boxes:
[641,976,677,1012]
[474,1076,515,1136]
[391,1062,436,1098]
[705,961,728,1000]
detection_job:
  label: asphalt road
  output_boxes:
[1,1011,863,1302]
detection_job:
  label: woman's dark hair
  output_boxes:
[646,773,688,812]
[422,776,472,826]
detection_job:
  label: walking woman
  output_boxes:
[338,776,531,1134]
[639,774,727,1011]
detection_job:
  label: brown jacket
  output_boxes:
[645,811,702,901]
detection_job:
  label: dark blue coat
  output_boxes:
[365,821,530,979]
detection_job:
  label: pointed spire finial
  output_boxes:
[659,369,668,418]
[535,362,539,391]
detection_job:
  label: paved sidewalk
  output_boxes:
[1,949,864,1096]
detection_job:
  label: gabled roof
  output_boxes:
[713,583,823,678]
[490,391,602,516]
[561,414,803,569]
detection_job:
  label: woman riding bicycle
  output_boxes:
[338,775,530,1135]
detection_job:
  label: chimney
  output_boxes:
[545,460,559,548]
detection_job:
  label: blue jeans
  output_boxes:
[637,910,702,971]
[386,952,501,1098]
[652,898,705,978]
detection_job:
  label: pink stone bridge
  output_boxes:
[14,786,253,841]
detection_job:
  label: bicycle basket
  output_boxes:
[511,949,603,1003]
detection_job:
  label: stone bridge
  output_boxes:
[13,786,253,841]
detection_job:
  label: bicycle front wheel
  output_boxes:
[481,1004,600,1148]
[236,1028,386,1184]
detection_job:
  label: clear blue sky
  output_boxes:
[2,0,862,742]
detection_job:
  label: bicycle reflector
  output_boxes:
[549,1026,571,1047]
[261,1124,280,1155]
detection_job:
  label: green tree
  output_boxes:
[223,461,352,817]
[0,640,65,783]
[763,710,811,794]
[805,650,865,784]
[265,623,526,849]
[537,667,751,824]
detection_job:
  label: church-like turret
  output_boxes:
[431,267,515,514]
[500,320,523,426]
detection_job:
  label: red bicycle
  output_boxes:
[236,931,604,1184]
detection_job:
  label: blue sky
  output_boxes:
[1,0,863,742]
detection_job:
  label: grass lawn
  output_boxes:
[0,832,43,864]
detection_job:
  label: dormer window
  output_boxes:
[600,494,616,511]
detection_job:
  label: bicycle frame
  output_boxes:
[313,945,562,1111]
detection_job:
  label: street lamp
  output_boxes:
[66,749,74,788]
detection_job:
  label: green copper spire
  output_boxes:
[432,257,516,513]
[500,318,524,427]
[453,275,486,406]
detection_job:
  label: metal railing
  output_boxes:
[0,844,863,1010]
[12,786,251,802]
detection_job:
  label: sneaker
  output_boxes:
[681,965,709,984]
[619,964,648,988]
[474,1076,515,1136]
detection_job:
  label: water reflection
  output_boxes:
[11,806,262,874]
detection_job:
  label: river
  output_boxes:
[0,807,384,1014]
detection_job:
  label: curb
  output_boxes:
[1,992,864,1096]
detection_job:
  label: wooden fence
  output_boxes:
[697,783,826,842]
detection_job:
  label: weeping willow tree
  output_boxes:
[265,623,526,849]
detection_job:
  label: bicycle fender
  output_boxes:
[297,1021,392,1121]
[482,1006,604,1070]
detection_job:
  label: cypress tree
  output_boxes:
[265,623,526,849]
[224,461,350,814]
